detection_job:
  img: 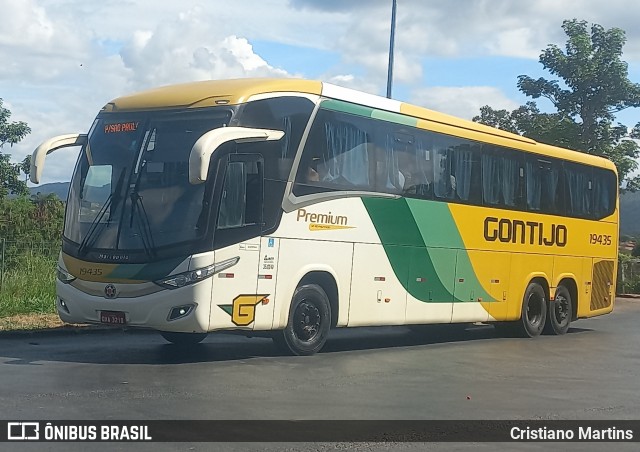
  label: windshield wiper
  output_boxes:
[129,193,156,258]
[128,162,157,259]
[77,168,126,257]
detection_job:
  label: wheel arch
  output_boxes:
[520,274,550,320]
[555,277,578,322]
[298,271,339,328]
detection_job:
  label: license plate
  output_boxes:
[100,310,126,325]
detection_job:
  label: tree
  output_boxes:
[0,98,31,197]
[473,19,640,190]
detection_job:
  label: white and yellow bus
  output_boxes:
[31,78,618,355]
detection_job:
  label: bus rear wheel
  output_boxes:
[273,284,331,356]
[544,285,572,335]
[160,331,207,345]
[518,282,547,337]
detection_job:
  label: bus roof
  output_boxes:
[103,78,617,173]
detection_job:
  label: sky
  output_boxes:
[1,0,640,184]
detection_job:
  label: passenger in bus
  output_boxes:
[402,159,434,197]
[306,166,320,182]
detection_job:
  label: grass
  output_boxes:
[0,253,59,330]
[0,313,65,331]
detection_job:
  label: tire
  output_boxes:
[160,331,207,345]
[273,284,331,356]
[518,282,547,337]
[544,285,572,335]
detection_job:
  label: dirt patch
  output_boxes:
[0,313,87,332]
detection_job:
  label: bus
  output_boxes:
[31,78,619,355]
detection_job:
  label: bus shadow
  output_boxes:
[0,324,593,366]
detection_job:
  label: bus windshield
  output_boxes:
[64,109,232,259]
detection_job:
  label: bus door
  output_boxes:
[209,153,265,330]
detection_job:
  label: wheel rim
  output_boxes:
[554,293,569,325]
[526,292,544,327]
[293,300,321,342]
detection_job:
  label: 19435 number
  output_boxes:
[79,267,103,276]
[589,234,612,246]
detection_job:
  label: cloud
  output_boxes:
[0,0,88,81]
[4,4,299,184]
[116,8,293,89]
[410,86,520,120]
[324,74,382,97]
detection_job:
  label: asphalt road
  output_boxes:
[1,298,639,451]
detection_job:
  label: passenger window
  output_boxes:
[482,147,522,208]
[370,130,413,195]
[431,135,480,202]
[404,133,434,199]
[217,162,246,229]
[237,97,314,181]
[217,157,263,229]
[592,169,616,218]
[293,109,371,196]
[450,142,481,203]
[432,136,455,200]
[526,158,563,214]
[563,163,592,217]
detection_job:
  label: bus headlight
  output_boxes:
[155,256,240,289]
[57,266,76,284]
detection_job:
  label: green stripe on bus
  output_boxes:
[321,99,374,117]
[321,99,417,128]
[360,197,424,247]
[362,197,493,303]
[362,197,452,302]
[371,110,417,127]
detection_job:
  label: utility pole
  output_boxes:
[386,0,397,99]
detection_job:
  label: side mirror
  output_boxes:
[188,127,284,184]
[31,134,88,184]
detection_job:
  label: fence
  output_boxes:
[618,256,640,295]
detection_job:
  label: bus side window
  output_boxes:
[237,97,315,182]
[217,157,264,229]
[293,109,371,195]
[449,142,481,203]
[432,137,454,200]
[482,146,523,209]
[563,163,593,218]
[406,133,435,200]
[218,161,246,229]
[592,168,616,219]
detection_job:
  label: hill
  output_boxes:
[29,182,70,200]
[620,191,640,237]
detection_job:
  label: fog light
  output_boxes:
[59,298,70,314]
[168,304,195,321]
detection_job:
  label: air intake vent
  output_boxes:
[591,260,615,311]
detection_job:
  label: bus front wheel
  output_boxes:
[544,285,572,335]
[273,284,331,356]
[519,282,547,337]
[160,331,207,345]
